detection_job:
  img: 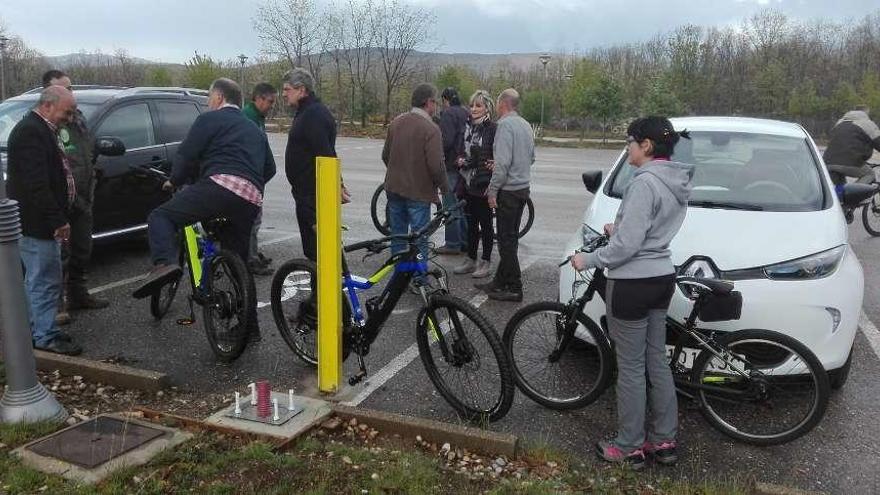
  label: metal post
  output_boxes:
[0,36,9,102]
[539,54,551,135]
[0,174,67,424]
[316,156,342,393]
[237,54,248,96]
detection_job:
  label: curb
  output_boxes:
[332,405,519,458]
[34,351,169,392]
[754,482,826,495]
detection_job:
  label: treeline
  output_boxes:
[2,7,880,138]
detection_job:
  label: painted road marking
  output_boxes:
[859,311,880,358]
[342,257,538,407]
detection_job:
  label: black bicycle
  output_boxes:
[140,167,255,362]
[856,162,880,235]
[270,201,515,423]
[503,234,830,445]
[369,183,535,239]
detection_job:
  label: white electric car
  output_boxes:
[560,117,864,388]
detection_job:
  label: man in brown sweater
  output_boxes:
[381,83,448,272]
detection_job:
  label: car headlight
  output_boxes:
[762,245,846,280]
[582,224,601,246]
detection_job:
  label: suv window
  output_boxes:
[95,103,156,150]
[156,101,201,143]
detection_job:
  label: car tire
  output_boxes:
[828,344,853,391]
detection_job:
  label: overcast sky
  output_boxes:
[0,0,877,63]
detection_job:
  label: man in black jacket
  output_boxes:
[824,105,880,186]
[133,78,275,340]
[281,67,346,262]
[436,87,469,255]
[6,86,82,355]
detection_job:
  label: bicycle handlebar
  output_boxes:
[558,234,610,267]
[343,199,467,254]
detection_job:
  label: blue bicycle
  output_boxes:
[270,202,515,423]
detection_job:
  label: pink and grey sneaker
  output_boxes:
[595,440,646,470]
[643,440,678,465]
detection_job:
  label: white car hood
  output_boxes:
[586,196,846,271]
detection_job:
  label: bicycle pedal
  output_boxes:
[348,371,367,386]
[176,318,196,326]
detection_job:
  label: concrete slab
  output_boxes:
[204,392,332,440]
[13,413,192,484]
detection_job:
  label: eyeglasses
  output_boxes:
[625,136,638,145]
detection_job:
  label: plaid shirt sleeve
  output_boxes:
[209,174,263,207]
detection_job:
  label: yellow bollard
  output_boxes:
[316,156,342,394]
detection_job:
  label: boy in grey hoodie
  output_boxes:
[573,116,693,469]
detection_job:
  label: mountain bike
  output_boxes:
[854,162,880,235]
[503,234,830,445]
[270,201,515,423]
[369,183,535,240]
[140,167,255,363]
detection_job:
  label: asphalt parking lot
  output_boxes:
[54,136,880,492]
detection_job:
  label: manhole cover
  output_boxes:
[27,416,167,469]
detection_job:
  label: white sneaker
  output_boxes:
[453,258,477,274]
[472,260,491,278]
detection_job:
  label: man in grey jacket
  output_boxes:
[823,105,880,187]
[476,88,535,302]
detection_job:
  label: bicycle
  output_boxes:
[140,167,256,363]
[503,234,830,445]
[270,201,515,423]
[369,182,535,240]
[854,162,880,235]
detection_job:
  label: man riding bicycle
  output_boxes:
[133,78,276,341]
[823,105,880,187]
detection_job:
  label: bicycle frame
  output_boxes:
[179,223,218,301]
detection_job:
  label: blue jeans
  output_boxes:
[442,169,467,250]
[20,236,63,346]
[387,191,431,262]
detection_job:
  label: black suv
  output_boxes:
[0,86,208,241]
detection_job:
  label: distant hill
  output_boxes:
[45,52,164,68]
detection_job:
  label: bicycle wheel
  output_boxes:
[861,192,880,236]
[271,259,319,365]
[691,329,830,445]
[370,184,392,236]
[202,249,254,362]
[518,197,535,238]
[416,294,514,423]
[503,302,612,410]
[150,275,181,319]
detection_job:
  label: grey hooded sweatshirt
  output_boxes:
[584,159,694,279]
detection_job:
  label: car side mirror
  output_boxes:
[582,170,603,194]
[94,136,126,157]
[841,183,876,208]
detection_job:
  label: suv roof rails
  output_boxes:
[119,87,210,97]
[22,84,130,95]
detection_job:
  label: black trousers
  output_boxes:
[492,188,529,292]
[147,180,259,329]
[61,203,94,294]
[293,191,317,262]
[465,195,493,261]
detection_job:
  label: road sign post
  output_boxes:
[315,156,342,394]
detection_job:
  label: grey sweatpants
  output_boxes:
[606,279,678,452]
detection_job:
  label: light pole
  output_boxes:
[0,36,10,101]
[538,54,552,134]
[237,54,248,95]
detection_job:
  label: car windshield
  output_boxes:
[0,100,100,149]
[607,131,827,212]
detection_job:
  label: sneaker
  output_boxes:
[453,258,477,274]
[35,337,83,356]
[257,252,273,267]
[67,291,110,310]
[487,288,523,303]
[133,264,183,299]
[433,245,463,256]
[595,440,646,470]
[643,440,678,465]
[471,260,491,278]
[474,281,498,292]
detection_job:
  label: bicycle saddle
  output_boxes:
[676,277,734,296]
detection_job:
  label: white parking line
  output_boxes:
[342,257,538,407]
[859,311,880,358]
[89,233,301,295]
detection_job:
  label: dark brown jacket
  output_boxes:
[381,108,448,204]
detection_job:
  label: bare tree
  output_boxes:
[372,0,436,124]
[252,0,329,87]
[336,0,378,126]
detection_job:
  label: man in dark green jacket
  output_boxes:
[42,70,109,326]
[241,82,277,275]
